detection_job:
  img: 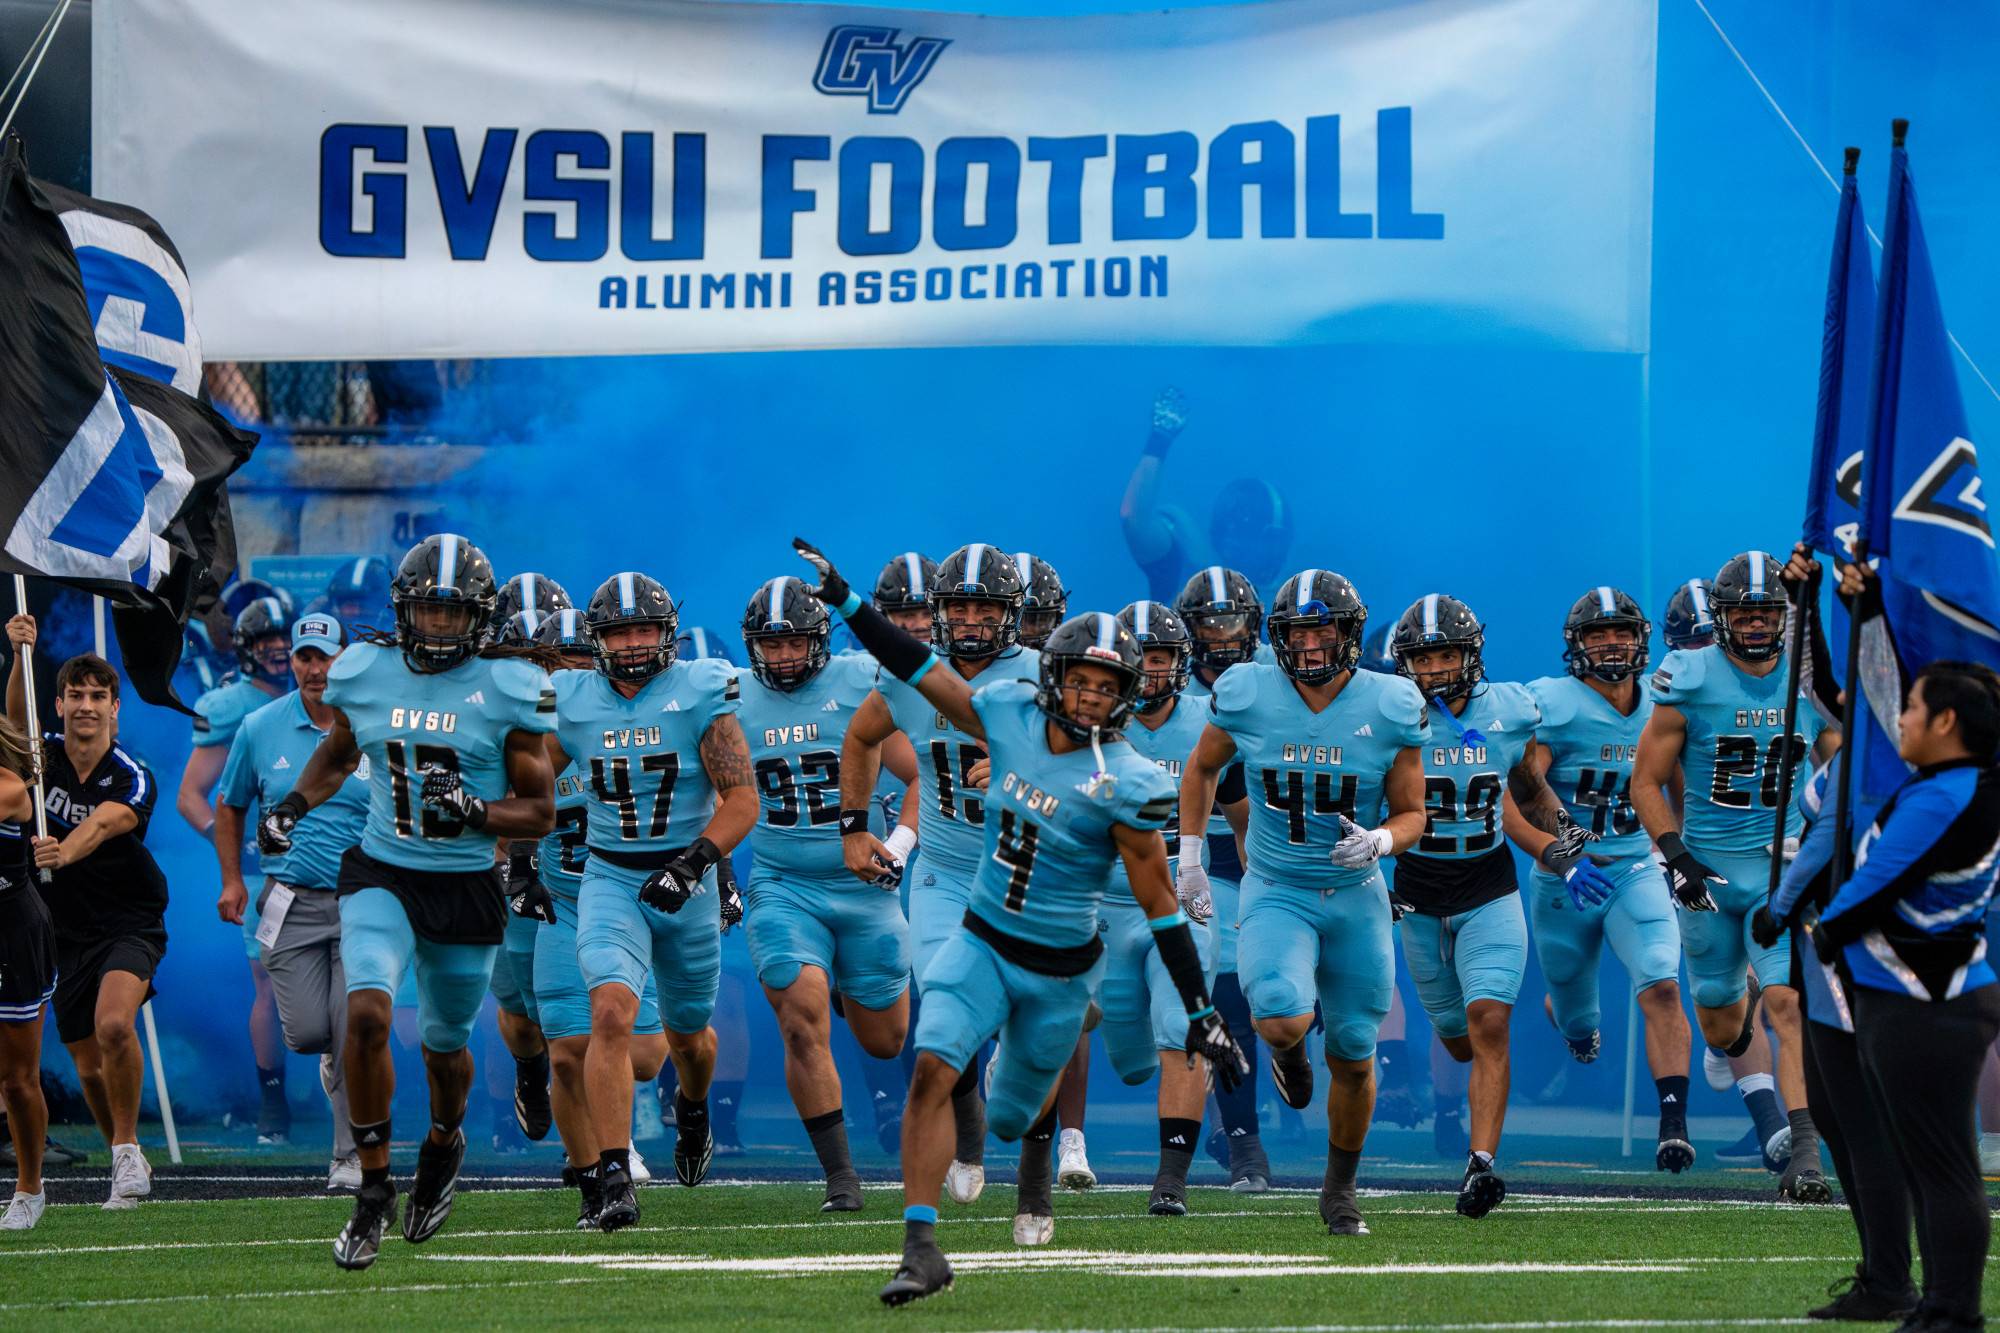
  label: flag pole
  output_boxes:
[0,0,67,112]
[9,575,51,883]
[87,593,183,1166]
[0,0,73,141]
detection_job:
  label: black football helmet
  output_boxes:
[1391,594,1486,702]
[1562,586,1651,684]
[1174,565,1263,675]
[873,551,937,612]
[494,572,572,628]
[743,576,833,692]
[391,534,498,673]
[492,609,546,647]
[1663,577,1717,651]
[221,577,294,625]
[325,555,392,627]
[1357,621,1397,675]
[533,606,592,665]
[1710,551,1789,662]
[584,572,678,683]
[232,596,294,680]
[1035,612,1146,742]
[1268,569,1366,685]
[931,543,1025,660]
[1012,552,1068,650]
[679,626,737,665]
[1117,600,1192,713]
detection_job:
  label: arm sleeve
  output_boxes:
[215,726,259,811]
[1818,780,1960,938]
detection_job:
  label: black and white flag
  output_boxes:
[0,132,256,709]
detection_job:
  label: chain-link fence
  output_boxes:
[203,359,498,444]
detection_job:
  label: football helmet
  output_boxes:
[390,534,498,673]
[742,575,833,691]
[1391,594,1486,702]
[1268,569,1365,686]
[1116,600,1192,713]
[584,572,678,683]
[1562,586,1651,683]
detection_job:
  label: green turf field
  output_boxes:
[0,1176,1957,1331]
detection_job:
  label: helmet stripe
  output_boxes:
[1134,600,1152,637]
[1014,551,1032,586]
[258,596,280,622]
[1299,569,1320,606]
[1206,565,1226,604]
[1597,585,1615,615]
[561,608,579,637]
[347,560,365,590]
[1422,593,1439,636]
[523,608,543,635]
[903,551,923,596]
[965,543,986,587]
[438,534,460,590]
[766,575,789,623]
[617,571,636,613]
[1689,579,1713,625]
[521,573,538,608]
[1096,612,1116,651]
[1748,551,1767,596]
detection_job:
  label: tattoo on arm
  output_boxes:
[1506,754,1566,836]
[700,716,754,793]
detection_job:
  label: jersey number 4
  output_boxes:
[590,754,680,840]
[1261,769,1358,844]
[993,808,1041,912]
[755,750,841,827]
[1710,734,1807,810]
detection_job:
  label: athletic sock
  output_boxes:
[1323,1143,1360,1194]
[1654,1075,1690,1133]
[950,1065,986,1165]
[903,1204,938,1252]
[804,1108,857,1187]
[709,1080,741,1144]
[1228,1130,1271,1182]
[1470,1149,1494,1170]
[1016,1107,1057,1216]
[1375,1039,1410,1089]
[257,1064,288,1123]
[598,1146,631,1179]
[675,1093,709,1136]
[1156,1117,1200,1193]
[1736,1073,1786,1149]
[1786,1107,1822,1170]
[361,1164,391,1192]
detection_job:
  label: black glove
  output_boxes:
[258,793,307,855]
[420,766,486,830]
[1537,811,1597,875]
[1809,920,1838,964]
[716,856,743,933]
[1185,1009,1249,1093]
[792,538,852,608]
[1657,832,1725,912]
[509,874,557,925]
[1748,903,1786,949]
[639,837,722,915]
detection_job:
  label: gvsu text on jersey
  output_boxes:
[318,110,1444,313]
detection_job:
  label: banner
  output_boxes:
[92,0,1656,360]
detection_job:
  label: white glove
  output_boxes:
[1329,816,1395,869]
[881,824,918,880]
[1175,859,1214,924]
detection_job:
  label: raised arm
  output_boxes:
[1119,387,1189,568]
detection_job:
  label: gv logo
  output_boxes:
[812,25,948,115]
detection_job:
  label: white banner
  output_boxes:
[93,0,1656,359]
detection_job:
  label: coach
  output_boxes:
[1811,658,2000,1333]
[215,613,370,1192]
[4,615,167,1211]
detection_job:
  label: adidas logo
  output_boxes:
[273,756,291,770]
[97,775,113,787]
[1167,1133,1188,1146]
[1489,719,1506,730]
[664,700,682,712]
[1354,723,1373,738]
[465,689,486,705]
[822,699,840,711]
[1662,1093,1679,1104]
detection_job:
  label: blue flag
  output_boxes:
[1855,134,2000,800]
[1802,163,1873,559]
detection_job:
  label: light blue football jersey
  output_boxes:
[1413,682,1540,860]
[553,658,741,857]
[740,653,877,882]
[192,677,284,750]
[1208,663,1428,890]
[538,760,590,901]
[878,647,1040,884]
[325,642,556,872]
[216,690,371,890]
[967,683,1176,949]
[1652,645,1824,856]
[1106,692,1212,903]
[1529,673,1655,860]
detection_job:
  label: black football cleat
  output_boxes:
[879,1242,954,1307]
[1373,1084,1424,1128]
[1147,1183,1188,1217]
[563,1165,604,1231]
[821,1174,864,1214]
[675,1112,714,1187]
[1269,1042,1314,1110]
[402,1129,467,1244]
[1779,1161,1834,1205]
[514,1050,553,1141]
[1656,1129,1696,1174]
[1807,1269,1918,1322]
[1319,1182,1369,1236]
[1456,1155,1506,1219]
[596,1166,640,1232]
[333,1180,397,1271]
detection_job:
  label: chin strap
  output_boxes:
[1081,723,1117,800]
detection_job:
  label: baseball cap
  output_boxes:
[291,613,345,656]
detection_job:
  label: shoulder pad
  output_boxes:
[1120,755,1179,829]
[489,656,552,705]
[327,640,379,683]
[689,656,742,712]
[1376,673,1428,736]
[1499,681,1542,731]
[192,682,253,743]
[1649,648,1704,704]
[1526,676,1575,731]
[835,652,878,702]
[1209,662,1260,718]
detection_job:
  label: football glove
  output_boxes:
[639,837,722,915]
[792,538,852,609]
[1151,386,1189,440]
[509,875,557,926]
[1175,859,1214,924]
[868,825,918,891]
[1562,860,1616,910]
[717,857,743,933]
[1329,816,1394,869]
[419,765,486,830]
[1185,1009,1248,1092]
[258,793,307,855]
[1657,832,1725,912]
[1748,903,1786,949]
[1537,811,1597,876]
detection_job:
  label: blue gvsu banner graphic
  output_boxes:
[93,0,1656,359]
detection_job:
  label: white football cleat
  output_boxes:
[1702,1046,1734,1092]
[104,1143,152,1209]
[1056,1129,1095,1191]
[629,1147,653,1184]
[0,1192,44,1231]
[945,1159,985,1204]
[327,1155,362,1193]
[1012,1211,1054,1246]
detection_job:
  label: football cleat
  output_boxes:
[1012,1211,1054,1246]
[1147,1183,1188,1217]
[1656,1132,1696,1174]
[333,1181,397,1270]
[1779,1161,1834,1205]
[879,1243,954,1307]
[1270,1042,1314,1110]
[563,1165,603,1230]
[1564,1029,1602,1065]
[1807,1268,1918,1322]
[876,1112,903,1157]
[1231,1171,1270,1194]
[1056,1129,1095,1191]
[822,1175,864,1213]
[675,1114,714,1187]
[515,1050,553,1141]
[945,1160,985,1205]
[596,1167,640,1231]
[1714,1125,1765,1165]
[1319,1182,1369,1236]
[1456,1155,1507,1219]
[1702,1045,1735,1092]
[1764,1125,1794,1173]
[401,1129,466,1244]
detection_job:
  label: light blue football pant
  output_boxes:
[1097,903,1213,1084]
[1527,854,1681,1040]
[338,887,497,1053]
[575,858,721,1035]
[534,890,661,1041]
[745,868,911,1011]
[486,910,541,1025]
[1678,842,1792,1007]
[1235,867,1395,1062]
[1402,892,1529,1040]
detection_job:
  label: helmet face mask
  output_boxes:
[1390,594,1485,703]
[233,596,294,681]
[1012,553,1068,651]
[391,535,498,674]
[930,544,1025,661]
[742,576,833,692]
[1034,614,1144,742]
[1709,552,1789,664]
[1187,611,1258,672]
[1268,569,1365,686]
[1019,604,1066,650]
[1174,566,1265,676]
[1117,600,1192,714]
[1662,578,1717,652]
[1562,587,1651,684]
[585,572,679,683]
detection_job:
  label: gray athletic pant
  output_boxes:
[257,882,352,1159]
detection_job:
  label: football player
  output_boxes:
[874,553,938,638]
[492,572,572,631]
[325,556,394,636]
[1389,594,1582,1219]
[838,544,1041,1207]
[550,573,758,1229]
[1180,569,1427,1236]
[1663,578,1717,652]
[1632,551,1833,1202]
[523,609,670,1228]
[1511,588,1696,1172]
[786,539,1243,1305]
[261,534,558,1269]
[738,576,920,1213]
[178,596,295,1146]
[1012,553,1068,652]
[1170,565,1269,1190]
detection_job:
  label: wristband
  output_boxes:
[273,792,308,821]
[1656,830,1688,861]
[835,590,863,618]
[463,796,487,831]
[680,836,723,875]
[839,808,871,837]
[1143,430,1173,460]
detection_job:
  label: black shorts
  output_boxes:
[0,891,57,1025]
[52,931,165,1045]
[337,847,506,945]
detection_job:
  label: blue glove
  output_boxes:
[1562,860,1615,910]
